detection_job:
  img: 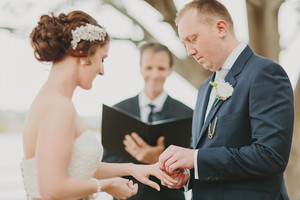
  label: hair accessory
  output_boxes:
[88,178,101,200]
[71,23,106,50]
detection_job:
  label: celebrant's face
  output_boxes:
[140,49,172,95]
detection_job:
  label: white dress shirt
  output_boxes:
[193,43,247,180]
[204,68,229,121]
[138,90,168,122]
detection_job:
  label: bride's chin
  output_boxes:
[79,84,92,90]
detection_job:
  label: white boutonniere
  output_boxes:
[209,79,234,106]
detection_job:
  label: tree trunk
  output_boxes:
[246,0,283,62]
[285,77,300,200]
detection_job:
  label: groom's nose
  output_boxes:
[186,45,196,57]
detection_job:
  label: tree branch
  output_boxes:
[143,0,178,35]
[247,0,263,8]
[102,0,155,42]
[0,26,15,33]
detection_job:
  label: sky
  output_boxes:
[0,0,299,117]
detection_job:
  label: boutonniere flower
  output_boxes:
[209,79,234,107]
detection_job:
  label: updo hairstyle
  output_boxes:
[30,10,110,63]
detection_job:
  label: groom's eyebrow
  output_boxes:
[181,38,187,46]
[182,33,197,45]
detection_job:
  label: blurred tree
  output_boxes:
[281,1,300,199]
[286,78,300,200]
[246,0,282,62]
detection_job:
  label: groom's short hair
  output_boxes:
[175,0,234,33]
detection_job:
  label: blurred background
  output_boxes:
[0,0,300,199]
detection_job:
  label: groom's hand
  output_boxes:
[159,145,195,174]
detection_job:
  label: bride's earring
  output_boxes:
[80,59,86,65]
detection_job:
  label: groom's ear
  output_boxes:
[216,20,227,38]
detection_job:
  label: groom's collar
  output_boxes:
[212,43,246,82]
[230,45,254,77]
[220,42,247,71]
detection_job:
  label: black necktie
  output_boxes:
[148,104,155,123]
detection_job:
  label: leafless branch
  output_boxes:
[0,26,15,33]
[143,0,178,34]
[102,0,155,42]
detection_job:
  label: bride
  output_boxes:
[21,10,176,200]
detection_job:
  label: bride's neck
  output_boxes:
[46,58,78,99]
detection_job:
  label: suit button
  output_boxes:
[205,176,211,181]
[215,175,219,180]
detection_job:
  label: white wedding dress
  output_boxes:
[20,130,103,200]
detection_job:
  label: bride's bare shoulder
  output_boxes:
[28,90,75,122]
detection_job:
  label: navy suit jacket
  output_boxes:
[102,94,193,200]
[189,46,294,200]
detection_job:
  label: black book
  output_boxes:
[101,104,192,163]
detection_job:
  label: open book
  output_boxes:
[101,104,192,163]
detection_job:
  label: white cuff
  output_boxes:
[194,149,199,179]
[183,169,190,192]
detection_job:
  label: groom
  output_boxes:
[159,1,294,200]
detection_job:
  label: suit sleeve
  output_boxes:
[195,63,294,182]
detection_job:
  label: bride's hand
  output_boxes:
[161,168,189,189]
[104,177,138,200]
[128,163,178,191]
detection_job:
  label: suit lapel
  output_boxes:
[197,71,237,144]
[155,95,171,120]
[195,45,254,147]
[193,75,214,147]
[161,96,171,115]
[133,95,141,118]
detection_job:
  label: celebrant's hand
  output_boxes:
[123,132,165,164]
